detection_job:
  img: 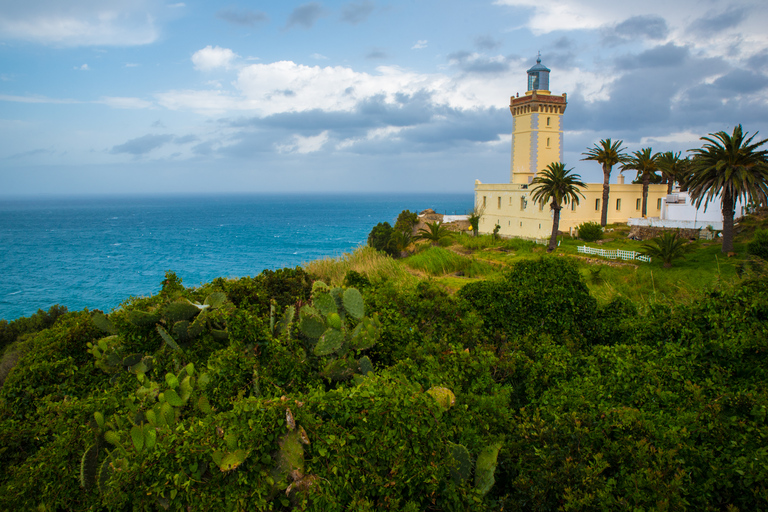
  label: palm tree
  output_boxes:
[687,125,768,253]
[640,231,693,268]
[622,147,660,217]
[530,162,586,252]
[415,221,453,246]
[387,229,412,258]
[581,139,627,226]
[657,151,688,194]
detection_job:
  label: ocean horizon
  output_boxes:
[0,192,473,321]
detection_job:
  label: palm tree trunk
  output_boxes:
[601,163,611,227]
[642,172,650,217]
[721,193,735,253]
[548,202,560,252]
[666,179,674,195]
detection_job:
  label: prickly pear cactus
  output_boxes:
[447,442,472,484]
[474,442,502,495]
[427,386,456,410]
[297,283,381,381]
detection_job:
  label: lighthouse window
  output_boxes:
[546,117,550,126]
[595,199,600,211]
[616,198,621,211]
[636,198,641,210]
[498,197,501,209]
[546,137,550,147]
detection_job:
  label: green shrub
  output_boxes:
[458,257,597,346]
[577,221,603,242]
[747,229,768,260]
[367,222,396,256]
[393,209,418,234]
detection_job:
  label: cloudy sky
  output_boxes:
[1,0,767,196]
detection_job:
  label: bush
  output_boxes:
[747,229,768,261]
[367,222,395,256]
[393,209,418,234]
[577,222,603,242]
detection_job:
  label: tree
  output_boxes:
[393,210,419,235]
[387,229,413,258]
[687,125,768,253]
[622,147,659,218]
[640,231,693,268]
[582,139,627,226]
[657,151,688,194]
[530,162,586,252]
[467,206,484,237]
[367,222,395,256]
[415,221,453,246]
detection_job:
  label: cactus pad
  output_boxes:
[359,356,374,376]
[156,326,183,353]
[342,288,365,320]
[79,442,99,489]
[163,389,184,407]
[163,299,200,322]
[299,306,325,339]
[127,309,161,327]
[130,425,145,452]
[427,387,456,409]
[313,292,337,316]
[474,442,502,495]
[203,292,227,309]
[92,311,116,334]
[313,328,344,356]
[447,443,472,484]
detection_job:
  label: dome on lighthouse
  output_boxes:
[527,54,550,92]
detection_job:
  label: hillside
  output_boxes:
[0,216,767,511]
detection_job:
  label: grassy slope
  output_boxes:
[306,211,768,308]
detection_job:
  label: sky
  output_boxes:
[1,0,767,196]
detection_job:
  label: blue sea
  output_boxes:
[0,193,472,321]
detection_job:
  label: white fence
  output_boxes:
[577,245,651,263]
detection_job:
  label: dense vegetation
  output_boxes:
[2,222,768,511]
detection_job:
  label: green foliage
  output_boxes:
[405,246,495,277]
[415,221,453,246]
[748,229,768,261]
[0,304,68,354]
[3,258,768,511]
[367,221,396,256]
[577,221,603,242]
[641,231,694,267]
[459,257,596,346]
[393,209,418,234]
[297,282,382,382]
[531,162,586,251]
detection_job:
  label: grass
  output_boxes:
[303,246,415,286]
[303,210,768,306]
[403,246,498,278]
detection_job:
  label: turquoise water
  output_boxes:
[0,193,472,320]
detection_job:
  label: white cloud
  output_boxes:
[311,53,329,60]
[75,64,90,70]
[493,0,768,60]
[192,45,239,71]
[155,89,241,114]
[97,96,153,109]
[276,131,330,154]
[640,130,702,145]
[0,0,161,46]
[411,40,428,49]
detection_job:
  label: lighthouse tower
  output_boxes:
[509,54,567,184]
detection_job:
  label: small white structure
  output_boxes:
[628,191,745,231]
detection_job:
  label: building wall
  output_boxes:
[509,93,565,185]
[474,181,669,239]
